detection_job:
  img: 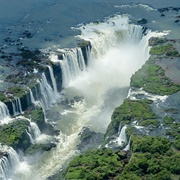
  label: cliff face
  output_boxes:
[1,43,91,115]
[0,42,91,152]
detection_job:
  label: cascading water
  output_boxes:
[12,15,166,180]
[37,73,56,110]
[123,137,131,151]
[11,98,23,116]
[0,101,10,124]
[28,88,42,107]
[51,47,86,88]
[106,125,127,148]
[17,98,23,114]
[26,121,41,144]
[0,144,20,180]
[47,65,59,97]
[117,125,127,147]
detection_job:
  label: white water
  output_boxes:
[123,137,131,151]
[37,73,56,110]
[12,15,166,180]
[29,88,36,104]
[117,125,127,146]
[47,65,59,97]
[106,125,128,148]
[0,144,20,180]
[11,97,23,116]
[0,101,10,124]
[28,88,41,107]
[27,121,41,144]
[128,88,168,108]
[51,47,86,88]
[28,121,51,144]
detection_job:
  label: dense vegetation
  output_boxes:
[7,86,25,97]
[64,148,126,180]
[0,92,8,102]
[61,136,180,180]
[149,43,178,56]
[131,39,180,95]
[26,107,58,135]
[30,107,46,131]
[0,120,31,150]
[130,58,180,95]
[120,135,180,180]
[106,99,157,137]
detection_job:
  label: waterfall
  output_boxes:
[117,125,127,147]
[59,48,86,87]
[29,88,36,105]
[17,98,23,114]
[105,125,128,149]
[77,48,86,71]
[47,65,59,97]
[26,121,41,144]
[26,129,34,144]
[0,144,20,180]
[0,101,10,124]
[30,121,41,142]
[123,137,131,151]
[28,88,42,107]
[37,73,56,110]
[11,98,23,116]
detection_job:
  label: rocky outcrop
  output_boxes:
[0,119,31,151]
[77,127,104,153]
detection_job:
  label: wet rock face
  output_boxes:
[0,151,8,159]
[52,63,63,92]
[77,127,104,153]
[137,18,148,25]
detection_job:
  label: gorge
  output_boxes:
[0,1,180,180]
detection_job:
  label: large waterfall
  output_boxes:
[5,14,166,180]
[50,47,87,88]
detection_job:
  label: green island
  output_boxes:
[0,120,31,150]
[55,37,180,179]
